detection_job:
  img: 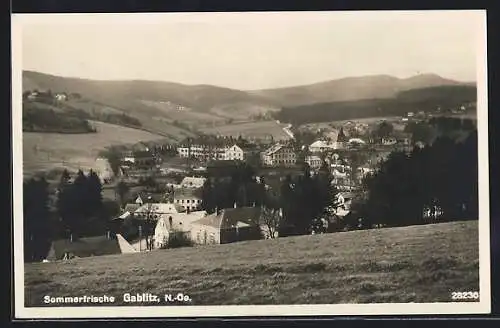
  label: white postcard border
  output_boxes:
[11,11,491,319]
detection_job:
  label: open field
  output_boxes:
[25,220,478,306]
[200,120,291,140]
[22,121,166,178]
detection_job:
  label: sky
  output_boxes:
[17,11,485,90]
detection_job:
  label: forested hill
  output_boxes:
[274,85,477,125]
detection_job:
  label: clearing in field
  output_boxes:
[200,120,291,140]
[24,220,479,306]
[23,121,166,177]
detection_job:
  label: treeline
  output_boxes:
[274,85,477,125]
[201,163,266,211]
[201,162,338,236]
[403,117,476,143]
[24,169,120,262]
[23,104,96,134]
[92,112,142,127]
[356,130,478,227]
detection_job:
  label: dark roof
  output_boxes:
[174,188,203,199]
[193,206,261,229]
[124,203,141,213]
[46,236,121,261]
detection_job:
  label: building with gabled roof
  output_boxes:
[173,188,203,212]
[45,233,136,261]
[260,143,296,167]
[153,210,207,249]
[180,176,206,189]
[190,206,262,245]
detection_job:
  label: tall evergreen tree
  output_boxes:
[23,177,51,262]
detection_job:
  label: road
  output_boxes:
[282,123,295,139]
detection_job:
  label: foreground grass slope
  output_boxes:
[25,221,479,306]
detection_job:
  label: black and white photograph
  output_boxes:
[12,10,490,318]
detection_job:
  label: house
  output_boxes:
[305,155,323,170]
[395,132,412,146]
[414,141,425,149]
[45,233,136,261]
[190,206,262,245]
[348,138,366,145]
[94,157,114,184]
[154,210,208,249]
[133,202,182,221]
[54,93,68,101]
[224,143,259,161]
[335,192,355,212]
[261,144,297,167]
[180,176,206,189]
[224,144,246,161]
[173,188,203,211]
[381,136,397,146]
[308,140,339,153]
[177,144,228,160]
[26,91,39,100]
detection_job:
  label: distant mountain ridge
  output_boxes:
[23,70,472,110]
[249,73,472,107]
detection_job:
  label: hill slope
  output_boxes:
[275,85,477,125]
[250,74,470,107]
[23,71,281,124]
[25,220,478,306]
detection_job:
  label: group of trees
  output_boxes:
[278,164,339,235]
[274,86,476,126]
[56,169,112,239]
[92,112,142,128]
[23,168,118,262]
[356,130,478,227]
[23,177,52,262]
[23,104,96,134]
[200,161,339,236]
[201,163,267,212]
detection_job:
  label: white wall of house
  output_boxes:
[190,224,220,245]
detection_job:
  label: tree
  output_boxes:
[24,177,51,262]
[100,146,123,177]
[261,206,283,239]
[375,121,394,138]
[115,181,130,208]
[201,178,216,213]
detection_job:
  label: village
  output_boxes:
[36,104,477,262]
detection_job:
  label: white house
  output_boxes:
[224,144,245,161]
[261,144,296,167]
[309,140,339,153]
[180,176,206,189]
[348,138,366,145]
[55,93,68,101]
[173,188,203,211]
[94,157,114,184]
[134,202,181,221]
[381,136,397,146]
[305,155,323,170]
[154,210,207,248]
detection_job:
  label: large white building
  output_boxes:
[305,155,323,170]
[309,140,342,153]
[261,144,297,167]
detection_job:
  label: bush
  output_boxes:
[162,231,194,249]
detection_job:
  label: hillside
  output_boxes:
[23,121,167,178]
[250,74,470,107]
[25,220,478,306]
[275,85,477,125]
[23,71,281,125]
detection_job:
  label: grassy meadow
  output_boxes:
[200,120,291,140]
[24,220,479,306]
[22,121,166,178]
